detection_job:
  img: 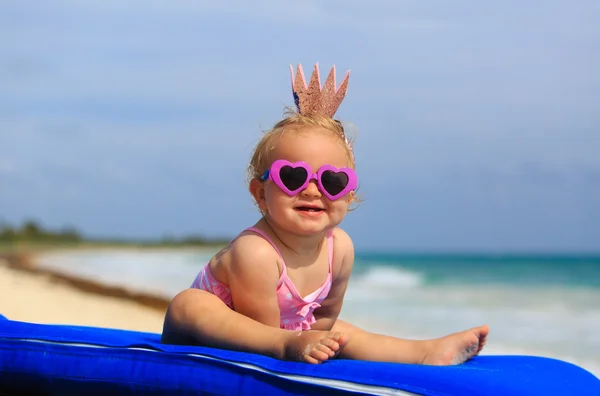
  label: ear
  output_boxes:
[249,178,268,211]
[346,191,355,208]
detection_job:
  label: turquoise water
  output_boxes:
[353,253,600,288]
[34,249,600,378]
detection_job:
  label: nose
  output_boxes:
[301,179,321,198]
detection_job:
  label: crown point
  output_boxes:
[288,62,350,118]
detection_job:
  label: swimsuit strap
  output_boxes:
[327,229,334,273]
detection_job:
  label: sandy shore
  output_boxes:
[0,255,166,333]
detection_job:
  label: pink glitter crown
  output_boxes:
[290,63,350,118]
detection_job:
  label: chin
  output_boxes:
[282,219,328,236]
[294,220,340,236]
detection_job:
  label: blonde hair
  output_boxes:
[247,109,361,208]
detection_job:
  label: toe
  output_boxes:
[329,332,350,347]
[309,348,330,363]
[320,336,340,352]
[316,344,334,357]
[303,354,320,364]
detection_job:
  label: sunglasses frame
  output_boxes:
[260,160,358,201]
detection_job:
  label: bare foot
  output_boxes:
[283,330,350,364]
[422,325,489,366]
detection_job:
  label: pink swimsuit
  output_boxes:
[190,227,333,331]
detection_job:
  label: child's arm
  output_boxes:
[226,234,283,328]
[310,229,355,331]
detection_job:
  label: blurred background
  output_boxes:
[1,0,599,378]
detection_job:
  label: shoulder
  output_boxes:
[331,227,355,277]
[222,230,282,279]
[230,230,278,256]
[332,227,354,253]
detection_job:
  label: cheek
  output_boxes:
[264,185,291,207]
[330,198,350,213]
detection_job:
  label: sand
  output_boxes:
[0,258,166,333]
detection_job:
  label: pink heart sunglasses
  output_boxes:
[260,160,358,201]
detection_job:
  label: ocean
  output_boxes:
[34,249,600,378]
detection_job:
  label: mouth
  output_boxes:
[295,206,325,213]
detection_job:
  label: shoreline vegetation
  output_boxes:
[1,219,229,315]
[0,219,231,253]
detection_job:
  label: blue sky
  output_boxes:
[1,1,599,252]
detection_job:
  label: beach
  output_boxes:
[1,248,599,379]
[0,256,166,333]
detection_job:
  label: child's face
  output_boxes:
[257,127,354,236]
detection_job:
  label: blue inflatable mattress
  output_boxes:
[0,315,598,395]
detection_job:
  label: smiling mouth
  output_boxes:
[296,207,325,212]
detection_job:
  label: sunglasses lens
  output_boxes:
[321,170,349,196]
[280,166,308,191]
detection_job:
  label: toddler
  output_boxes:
[161,63,489,364]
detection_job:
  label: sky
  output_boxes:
[1,1,599,253]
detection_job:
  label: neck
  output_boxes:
[259,217,326,256]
